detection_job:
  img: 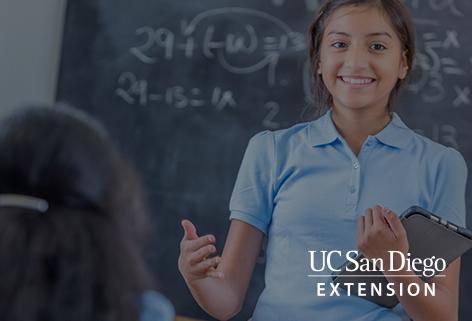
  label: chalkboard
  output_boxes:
[57,0,472,320]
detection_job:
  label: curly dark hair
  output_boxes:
[0,105,153,321]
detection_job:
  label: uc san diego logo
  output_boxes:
[307,250,446,297]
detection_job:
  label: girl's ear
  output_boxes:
[398,50,409,80]
[317,62,322,75]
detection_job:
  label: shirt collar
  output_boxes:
[309,109,414,149]
[309,109,339,147]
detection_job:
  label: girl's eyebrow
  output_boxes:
[367,32,392,39]
[327,31,392,39]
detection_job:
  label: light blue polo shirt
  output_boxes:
[229,109,467,321]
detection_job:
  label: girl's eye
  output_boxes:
[331,42,347,49]
[370,43,387,51]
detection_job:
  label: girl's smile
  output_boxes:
[318,5,408,113]
[338,75,376,88]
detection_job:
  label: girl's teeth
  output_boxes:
[342,77,374,84]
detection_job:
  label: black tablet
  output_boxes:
[331,206,472,308]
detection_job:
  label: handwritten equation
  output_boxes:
[129,8,305,86]
[407,30,470,107]
[115,72,236,111]
[115,71,284,129]
[114,3,471,145]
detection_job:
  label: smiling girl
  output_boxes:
[178,1,467,320]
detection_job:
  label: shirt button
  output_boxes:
[353,162,359,169]
[350,186,356,194]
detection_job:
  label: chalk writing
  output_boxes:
[407,30,465,103]
[117,3,471,143]
[414,124,459,149]
[453,86,471,107]
[130,8,306,86]
[270,0,320,11]
[115,72,236,111]
[405,0,462,16]
[262,101,281,129]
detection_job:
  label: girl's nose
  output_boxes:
[344,46,369,69]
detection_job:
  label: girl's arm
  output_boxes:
[178,219,264,321]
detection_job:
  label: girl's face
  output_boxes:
[318,5,408,114]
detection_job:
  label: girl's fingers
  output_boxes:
[357,215,365,248]
[206,267,225,279]
[372,205,388,229]
[178,220,221,282]
[357,215,365,236]
[181,219,198,240]
[364,208,373,234]
[381,207,394,230]
[384,210,406,240]
[184,234,216,253]
[193,256,221,274]
[188,244,216,265]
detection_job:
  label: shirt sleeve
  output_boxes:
[229,130,275,235]
[430,147,468,228]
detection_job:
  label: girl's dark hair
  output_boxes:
[307,0,416,118]
[0,105,152,321]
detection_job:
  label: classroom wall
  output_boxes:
[0,0,66,115]
[56,1,472,320]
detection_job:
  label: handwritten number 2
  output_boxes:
[129,27,157,64]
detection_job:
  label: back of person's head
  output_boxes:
[0,104,152,321]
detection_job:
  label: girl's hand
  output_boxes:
[357,205,409,270]
[178,219,224,285]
